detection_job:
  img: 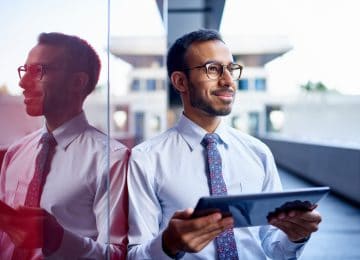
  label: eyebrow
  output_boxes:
[209,61,237,67]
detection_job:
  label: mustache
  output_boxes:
[211,88,235,96]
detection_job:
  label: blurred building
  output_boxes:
[90,32,292,146]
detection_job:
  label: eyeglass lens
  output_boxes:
[18,65,43,80]
[206,63,241,80]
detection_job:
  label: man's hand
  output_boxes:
[1,206,64,254]
[162,208,234,256]
[269,206,322,242]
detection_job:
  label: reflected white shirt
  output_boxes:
[0,112,129,260]
[127,114,305,260]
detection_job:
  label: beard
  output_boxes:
[188,81,233,116]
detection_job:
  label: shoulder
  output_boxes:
[132,128,178,154]
[129,128,180,165]
[226,127,273,157]
[82,125,128,151]
[5,129,41,154]
[2,129,41,168]
[70,126,129,164]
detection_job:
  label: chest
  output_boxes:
[4,146,101,211]
[155,147,266,224]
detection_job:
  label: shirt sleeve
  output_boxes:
[48,147,129,260]
[260,225,306,260]
[127,149,172,260]
[258,144,307,259]
[0,148,10,241]
[0,149,10,201]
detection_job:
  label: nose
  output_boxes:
[19,73,34,90]
[219,66,234,86]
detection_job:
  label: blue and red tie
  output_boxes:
[202,133,239,260]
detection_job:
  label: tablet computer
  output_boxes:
[192,186,330,228]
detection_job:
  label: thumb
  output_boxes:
[173,208,194,219]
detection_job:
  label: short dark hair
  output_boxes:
[38,32,101,97]
[166,29,224,79]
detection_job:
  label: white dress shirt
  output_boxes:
[127,114,306,260]
[0,112,129,259]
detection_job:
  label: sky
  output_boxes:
[222,0,360,95]
[1,0,359,96]
[0,0,164,96]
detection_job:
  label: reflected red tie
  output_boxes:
[24,132,57,207]
[202,133,239,260]
[11,132,57,260]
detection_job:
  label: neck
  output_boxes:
[183,110,221,133]
[45,109,82,132]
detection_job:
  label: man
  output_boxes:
[127,29,322,259]
[0,33,128,259]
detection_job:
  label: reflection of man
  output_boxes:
[127,29,322,259]
[0,32,128,259]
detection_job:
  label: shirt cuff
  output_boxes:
[148,232,185,260]
[277,231,307,258]
[45,228,105,259]
[161,233,185,259]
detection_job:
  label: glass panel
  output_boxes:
[134,112,145,144]
[248,112,260,136]
[110,0,167,147]
[131,79,141,91]
[146,79,157,91]
[255,78,266,91]
[0,1,122,258]
[238,79,249,90]
[266,105,284,133]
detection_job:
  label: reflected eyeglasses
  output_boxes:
[184,62,243,81]
[17,64,61,80]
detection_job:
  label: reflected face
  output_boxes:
[184,40,236,118]
[19,44,71,117]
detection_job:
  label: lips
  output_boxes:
[23,91,42,105]
[212,89,234,97]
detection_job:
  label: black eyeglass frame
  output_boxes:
[17,64,63,81]
[183,61,244,80]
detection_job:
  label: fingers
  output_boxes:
[270,210,322,241]
[271,219,310,241]
[4,207,46,248]
[182,215,233,245]
[163,210,234,255]
[183,217,233,252]
[3,207,62,250]
[173,208,194,219]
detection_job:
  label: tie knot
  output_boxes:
[202,133,220,146]
[39,132,57,146]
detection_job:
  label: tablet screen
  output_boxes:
[193,186,330,227]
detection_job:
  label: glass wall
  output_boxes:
[0,0,167,258]
[1,0,359,259]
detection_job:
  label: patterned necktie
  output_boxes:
[24,132,57,207]
[202,133,239,260]
[11,132,57,260]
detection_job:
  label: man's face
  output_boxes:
[184,40,237,118]
[19,44,72,117]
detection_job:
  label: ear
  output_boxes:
[170,71,188,93]
[72,72,89,95]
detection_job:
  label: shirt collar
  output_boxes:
[49,112,89,150]
[175,113,230,151]
[213,119,230,148]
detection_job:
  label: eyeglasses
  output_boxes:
[184,62,243,81]
[17,64,62,80]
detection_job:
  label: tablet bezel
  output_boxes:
[192,186,330,227]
